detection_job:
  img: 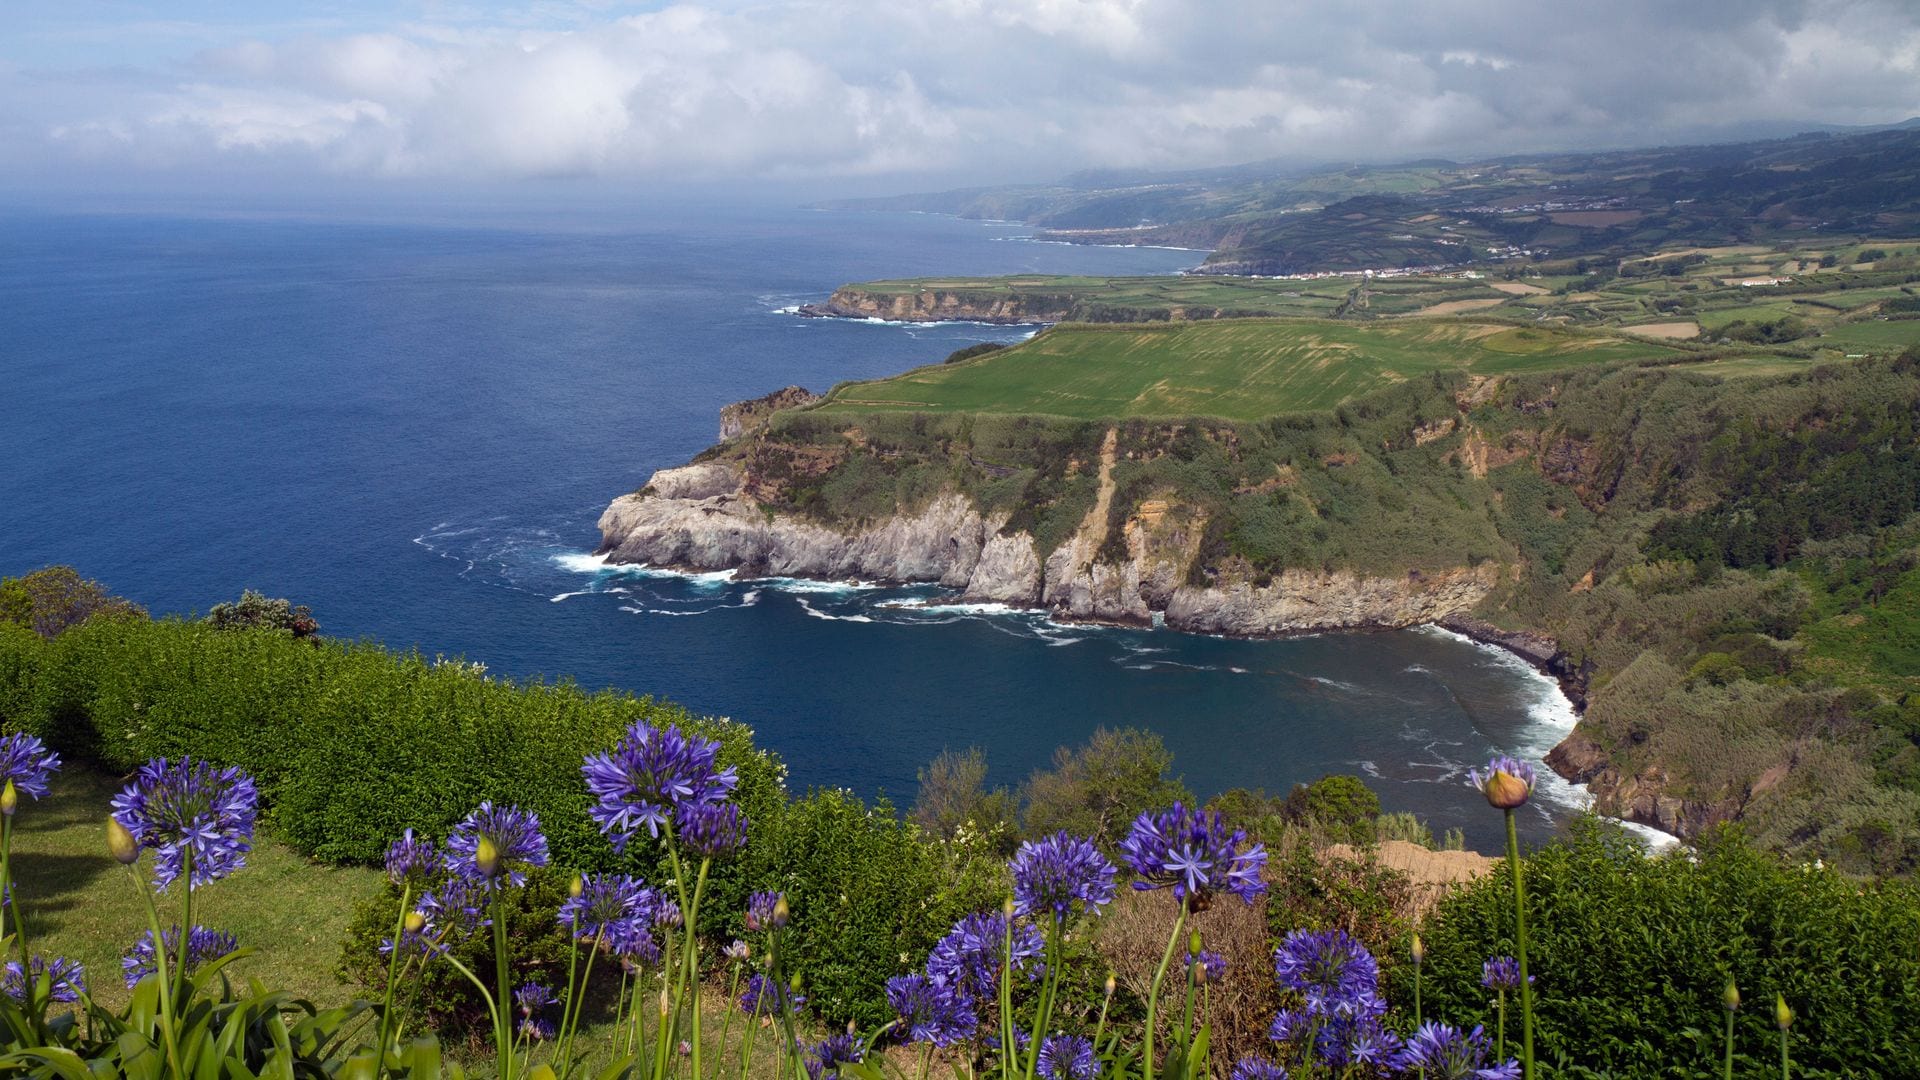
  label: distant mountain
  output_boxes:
[821,125,1920,275]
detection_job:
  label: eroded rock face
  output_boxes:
[599,465,1502,638]
[719,387,819,441]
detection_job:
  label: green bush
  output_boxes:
[735,788,1006,1026]
[1400,821,1920,1076]
[8,616,787,870]
[338,866,579,1033]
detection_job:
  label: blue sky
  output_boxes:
[5,1,1919,200]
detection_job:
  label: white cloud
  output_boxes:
[6,0,1920,187]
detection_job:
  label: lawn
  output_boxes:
[816,317,1679,419]
[9,768,380,1010]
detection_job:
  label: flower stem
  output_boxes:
[687,856,713,1080]
[1780,1024,1789,1080]
[1142,897,1190,1080]
[560,930,603,1074]
[1505,810,1534,1080]
[1496,989,1506,1061]
[129,868,186,1080]
[1021,919,1062,1080]
[374,882,413,1080]
[176,848,193,1013]
[492,883,516,1080]
[1724,1006,1735,1080]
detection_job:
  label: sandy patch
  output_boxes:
[1489,281,1549,295]
[1417,298,1509,316]
[1624,321,1700,339]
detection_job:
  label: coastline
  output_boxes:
[565,551,1685,850]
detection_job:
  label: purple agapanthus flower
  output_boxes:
[1036,1035,1097,1080]
[384,829,438,887]
[4,956,85,1003]
[581,722,739,851]
[1230,1059,1289,1080]
[110,758,258,891]
[0,733,60,802]
[885,973,973,1047]
[516,983,559,1041]
[558,873,660,956]
[805,1032,865,1080]
[1397,1022,1519,1080]
[745,891,786,932]
[722,939,751,963]
[1010,832,1117,922]
[413,875,491,945]
[444,802,548,886]
[926,911,1046,1007]
[1268,1007,1311,1044]
[1119,803,1266,907]
[739,973,805,1017]
[676,801,747,858]
[1481,956,1531,991]
[1274,929,1381,1017]
[1315,1014,1403,1070]
[122,926,238,987]
[1187,949,1228,984]
[654,899,683,929]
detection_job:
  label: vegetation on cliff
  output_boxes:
[677,339,1920,870]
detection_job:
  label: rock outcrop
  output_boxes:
[718,387,819,441]
[597,461,1500,635]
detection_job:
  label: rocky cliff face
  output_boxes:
[798,287,1075,324]
[718,387,819,441]
[598,458,1502,635]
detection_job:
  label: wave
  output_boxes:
[794,597,874,623]
[550,553,738,587]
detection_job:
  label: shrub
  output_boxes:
[205,588,319,638]
[735,788,1006,1025]
[911,746,1019,853]
[1401,821,1920,1076]
[10,616,787,870]
[0,565,145,638]
[1021,727,1192,849]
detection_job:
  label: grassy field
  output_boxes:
[817,317,1680,419]
[10,769,380,1010]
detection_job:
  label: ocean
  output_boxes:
[0,203,1597,851]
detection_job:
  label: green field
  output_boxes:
[817,317,1680,419]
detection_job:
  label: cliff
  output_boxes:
[719,387,819,441]
[598,457,1503,635]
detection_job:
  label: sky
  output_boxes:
[4,0,1920,203]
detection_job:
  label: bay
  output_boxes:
[0,204,1588,850]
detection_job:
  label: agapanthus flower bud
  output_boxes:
[2,780,18,817]
[1104,973,1117,997]
[1723,979,1740,1012]
[1775,994,1793,1030]
[474,837,501,880]
[723,939,751,962]
[570,875,585,898]
[107,818,140,865]
[404,911,426,934]
[1469,755,1537,810]
[1411,934,1425,967]
[771,895,791,929]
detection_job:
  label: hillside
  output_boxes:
[600,320,1920,872]
[822,127,1920,276]
[816,318,1681,419]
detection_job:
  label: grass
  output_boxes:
[8,768,380,1010]
[4,768,843,1076]
[816,317,1679,419]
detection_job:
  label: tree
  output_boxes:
[911,747,1018,853]
[1283,774,1382,840]
[1021,727,1192,848]
[0,566,145,638]
[205,589,319,638]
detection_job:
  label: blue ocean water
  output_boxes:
[0,205,1587,850]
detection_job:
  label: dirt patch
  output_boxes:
[1324,840,1494,915]
[1489,281,1549,295]
[1623,321,1700,339]
[1415,298,1509,316]
[1549,210,1643,228]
